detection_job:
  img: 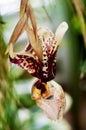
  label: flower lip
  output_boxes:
[32,79,50,100]
[36,80,66,120]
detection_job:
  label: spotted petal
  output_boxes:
[9,53,42,78]
[37,27,56,58]
[36,23,68,81]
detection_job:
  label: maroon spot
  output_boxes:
[23,62,26,66]
[17,55,24,58]
[25,43,32,51]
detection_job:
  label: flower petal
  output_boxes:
[37,27,56,57]
[36,80,66,120]
[54,22,68,51]
[26,25,42,60]
[37,27,57,81]
[20,0,27,17]
[5,14,27,55]
[9,54,41,78]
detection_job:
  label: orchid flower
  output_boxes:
[6,0,68,120]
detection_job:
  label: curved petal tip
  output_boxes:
[60,21,68,31]
[55,21,68,46]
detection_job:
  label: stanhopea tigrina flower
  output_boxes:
[6,0,68,120]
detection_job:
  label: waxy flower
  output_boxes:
[6,0,68,120]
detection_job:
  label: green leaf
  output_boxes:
[19,94,35,108]
[81,60,86,73]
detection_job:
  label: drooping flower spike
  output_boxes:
[6,0,68,120]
